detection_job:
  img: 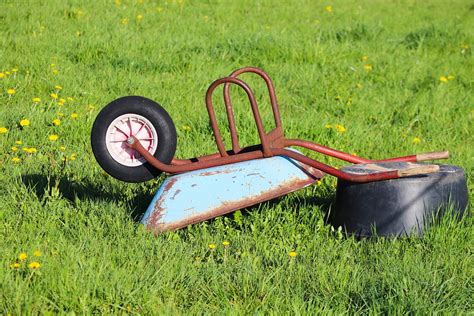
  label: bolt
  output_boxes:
[127,137,134,145]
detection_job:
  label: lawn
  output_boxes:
[1,0,473,313]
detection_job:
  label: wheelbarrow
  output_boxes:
[91,67,468,235]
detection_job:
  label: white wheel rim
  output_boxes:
[105,113,158,167]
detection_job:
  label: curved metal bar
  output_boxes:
[222,67,283,152]
[206,77,272,157]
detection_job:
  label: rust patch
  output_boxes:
[148,177,179,226]
[198,167,242,177]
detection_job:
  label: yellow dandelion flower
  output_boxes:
[58,100,65,106]
[55,85,62,90]
[361,55,368,61]
[364,64,373,72]
[28,261,41,269]
[12,157,21,163]
[70,153,77,160]
[115,0,121,5]
[59,146,66,151]
[15,140,22,144]
[52,69,59,75]
[335,124,346,133]
[5,71,10,75]
[33,250,41,257]
[289,251,297,257]
[324,124,332,129]
[439,76,448,83]
[0,72,5,78]
[222,241,230,247]
[49,134,59,141]
[412,137,421,144]
[11,146,18,152]
[19,119,30,127]
[50,93,58,99]
[136,14,143,20]
[0,127,8,134]
[12,68,18,72]
[19,253,27,261]
[317,180,322,186]
[67,97,74,101]
[23,147,37,154]
[32,97,41,103]
[10,262,21,269]
[325,5,333,12]
[88,104,96,110]
[70,112,78,119]
[182,125,191,132]
[7,88,16,95]
[208,243,216,250]
[52,119,61,126]
[447,75,455,80]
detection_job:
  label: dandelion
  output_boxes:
[412,137,421,144]
[289,251,297,257]
[136,14,143,20]
[19,253,27,261]
[335,124,346,133]
[49,134,59,141]
[5,71,10,75]
[447,75,455,80]
[182,125,191,132]
[70,112,78,119]
[52,69,59,75]
[324,124,332,129]
[32,97,41,103]
[364,64,373,72]
[23,147,37,154]
[50,93,58,99]
[52,119,61,126]
[12,68,18,72]
[33,250,41,257]
[10,263,21,269]
[75,31,82,37]
[59,146,66,151]
[11,146,17,152]
[15,140,22,144]
[58,100,65,106]
[439,76,448,83]
[7,88,16,95]
[28,262,41,269]
[55,85,62,90]
[70,153,77,160]
[361,55,369,61]
[222,241,230,247]
[325,5,333,12]
[317,180,322,186]
[208,243,216,250]
[12,157,21,163]
[19,119,30,127]
[0,72,5,78]
[0,127,8,134]
[67,97,74,101]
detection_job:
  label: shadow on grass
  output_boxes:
[21,174,152,221]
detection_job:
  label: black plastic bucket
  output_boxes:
[329,163,469,237]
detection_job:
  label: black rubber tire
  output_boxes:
[91,96,177,183]
[329,163,469,237]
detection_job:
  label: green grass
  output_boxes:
[1,0,473,313]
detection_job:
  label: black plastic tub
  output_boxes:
[329,163,469,237]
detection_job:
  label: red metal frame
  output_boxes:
[128,67,448,183]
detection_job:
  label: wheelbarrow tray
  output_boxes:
[141,152,323,233]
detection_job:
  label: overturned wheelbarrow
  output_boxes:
[91,67,468,235]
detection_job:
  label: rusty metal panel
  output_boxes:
[141,154,323,233]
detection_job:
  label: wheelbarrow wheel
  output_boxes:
[91,96,177,183]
